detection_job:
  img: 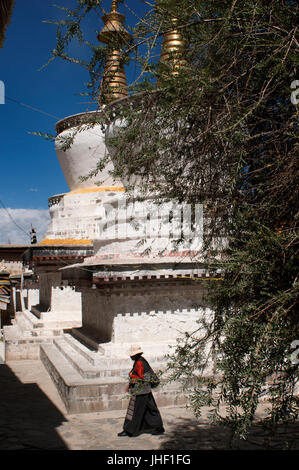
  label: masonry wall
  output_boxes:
[0,261,23,275]
[23,288,39,311]
[80,283,211,344]
[51,285,81,312]
[39,272,62,311]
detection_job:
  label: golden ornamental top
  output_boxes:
[97,0,130,104]
[97,0,131,45]
[111,0,118,13]
[160,17,187,73]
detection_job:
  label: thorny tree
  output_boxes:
[41,0,298,445]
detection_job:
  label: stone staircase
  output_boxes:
[39,332,186,414]
[40,333,128,413]
[3,306,81,361]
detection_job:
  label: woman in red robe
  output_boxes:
[118,345,165,437]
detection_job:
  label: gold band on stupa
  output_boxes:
[98,0,131,104]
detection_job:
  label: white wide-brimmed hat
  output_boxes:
[127,344,143,357]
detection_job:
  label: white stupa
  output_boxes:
[42,0,131,248]
[42,110,125,247]
[42,2,201,260]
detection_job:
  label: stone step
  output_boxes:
[63,333,100,366]
[31,306,79,326]
[17,309,60,332]
[16,310,39,328]
[4,324,23,342]
[40,343,128,413]
[14,318,32,338]
[19,310,39,329]
[31,328,64,338]
[13,312,63,338]
[53,336,131,379]
[22,308,80,333]
[70,327,104,352]
[4,323,60,345]
[53,337,102,379]
[3,324,54,361]
[41,342,92,386]
[38,310,81,326]
[30,305,44,319]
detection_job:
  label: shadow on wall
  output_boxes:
[14,289,22,312]
[158,416,299,450]
[80,286,209,344]
[0,364,68,450]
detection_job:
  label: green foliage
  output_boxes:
[28,131,56,142]
[114,0,298,442]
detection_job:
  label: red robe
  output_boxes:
[123,356,164,436]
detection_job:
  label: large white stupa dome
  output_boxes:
[55,111,123,192]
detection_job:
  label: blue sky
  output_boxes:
[0,0,150,243]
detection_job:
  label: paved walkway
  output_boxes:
[0,358,298,451]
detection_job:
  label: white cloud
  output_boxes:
[0,208,50,244]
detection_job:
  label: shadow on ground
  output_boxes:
[0,364,68,450]
[160,417,299,450]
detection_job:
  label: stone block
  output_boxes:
[108,399,123,411]
[5,341,40,361]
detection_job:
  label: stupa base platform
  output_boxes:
[39,333,187,414]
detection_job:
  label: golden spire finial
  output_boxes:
[159,17,187,76]
[111,0,118,13]
[97,0,131,104]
